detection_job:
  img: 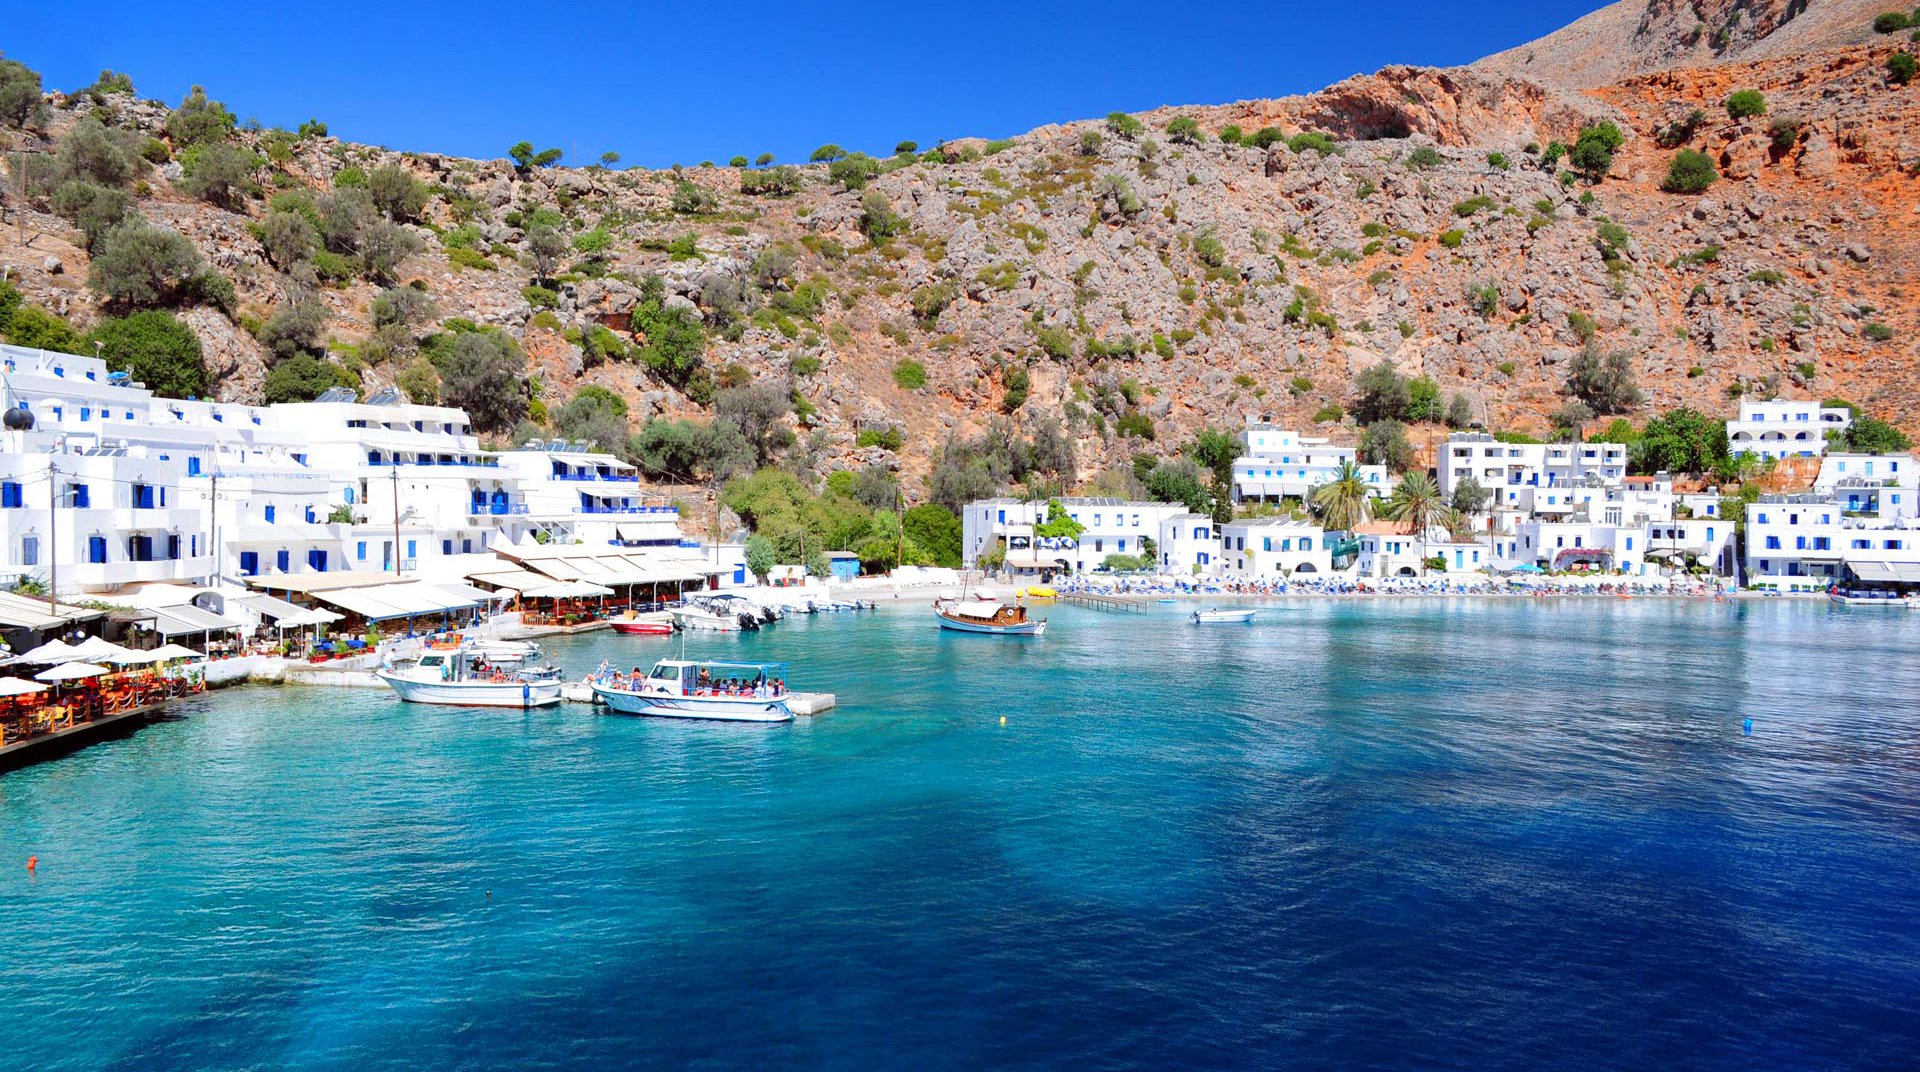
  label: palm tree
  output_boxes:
[1311,460,1371,532]
[1382,472,1448,538]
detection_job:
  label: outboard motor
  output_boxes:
[737,612,761,631]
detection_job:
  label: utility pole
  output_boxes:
[391,467,402,575]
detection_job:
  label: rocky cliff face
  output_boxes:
[2,0,1915,493]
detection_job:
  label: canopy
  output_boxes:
[313,582,482,622]
[104,648,171,665]
[1847,560,1920,584]
[34,661,109,682]
[274,608,343,628]
[231,593,311,621]
[67,637,137,663]
[149,604,245,638]
[0,676,50,697]
[1508,563,1545,574]
[616,520,685,543]
[466,567,547,594]
[521,580,614,599]
[149,644,206,661]
[0,591,102,631]
[12,639,81,664]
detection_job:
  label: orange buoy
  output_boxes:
[26,856,37,871]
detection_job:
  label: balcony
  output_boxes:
[469,502,532,516]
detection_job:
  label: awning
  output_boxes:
[0,676,50,696]
[231,593,311,621]
[435,582,509,604]
[466,567,546,593]
[1847,560,1920,583]
[149,605,245,637]
[520,580,614,599]
[245,571,410,594]
[616,521,684,543]
[313,582,482,622]
[0,591,102,630]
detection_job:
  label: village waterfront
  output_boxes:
[2,598,1917,1072]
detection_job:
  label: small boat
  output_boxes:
[1192,608,1257,624]
[1019,584,1058,599]
[592,660,793,722]
[672,599,759,632]
[1829,589,1914,607]
[378,646,564,707]
[934,597,1046,636]
[611,610,675,635]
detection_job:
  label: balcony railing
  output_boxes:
[469,503,532,516]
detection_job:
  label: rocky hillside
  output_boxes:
[1,0,1916,498]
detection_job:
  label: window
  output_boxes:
[263,505,275,523]
[442,539,454,556]
[307,549,327,572]
[1625,537,1634,550]
[187,456,201,476]
[133,484,155,509]
[406,540,417,559]
[1887,540,1903,550]
[69,483,89,509]
[239,551,259,576]
[1,482,22,509]
[1764,536,1781,550]
[275,549,291,573]
[87,535,107,563]
[357,541,368,561]
[20,535,38,566]
[167,534,181,560]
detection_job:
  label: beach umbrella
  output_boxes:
[148,644,206,661]
[68,637,138,663]
[14,639,81,664]
[103,648,170,666]
[34,662,110,682]
[0,677,50,697]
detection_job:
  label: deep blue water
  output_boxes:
[2,599,1918,1071]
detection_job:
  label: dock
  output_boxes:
[1062,592,1150,613]
[0,703,166,773]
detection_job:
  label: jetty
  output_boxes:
[1062,592,1149,613]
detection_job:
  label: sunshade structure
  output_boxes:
[12,639,81,664]
[1847,560,1920,584]
[0,590,104,632]
[103,648,171,666]
[147,604,246,638]
[148,644,207,661]
[520,580,615,599]
[310,582,484,622]
[0,676,51,697]
[34,662,110,682]
[67,637,138,663]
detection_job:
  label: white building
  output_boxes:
[1726,400,1852,460]
[1220,517,1331,579]
[1230,421,1388,503]
[0,342,691,603]
[1437,433,1632,506]
[1814,453,1914,519]
[1157,514,1222,576]
[961,497,1188,573]
[1745,493,1920,591]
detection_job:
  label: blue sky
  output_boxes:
[9,0,1607,168]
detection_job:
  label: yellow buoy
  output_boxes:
[999,716,1007,726]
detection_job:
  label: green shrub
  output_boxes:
[1890,51,1916,84]
[85,310,207,398]
[1725,90,1767,120]
[447,247,495,271]
[1873,11,1911,32]
[1660,149,1719,193]
[1467,281,1501,318]
[1287,131,1338,155]
[1438,229,1464,248]
[1105,112,1145,140]
[87,219,206,306]
[522,285,559,308]
[910,281,957,324]
[740,165,802,196]
[892,358,927,389]
[1312,404,1344,424]
[1487,151,1510,169]
[1570,121,1625,180]
[1405,146,1443,170]
[1246,127,1287,149]
[163,85,235,148]
[1864,322,1895,342]
[1452,195,1495,217]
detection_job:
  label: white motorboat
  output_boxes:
[707,592,781,623]
[378,646,563,707]
[933,597,1045,636]
[1829,589,1915,607]
[1192,608,1257,624]
[672,599,759,632]
[592,660,793,722]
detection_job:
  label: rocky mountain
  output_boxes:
[1,0,1915,499]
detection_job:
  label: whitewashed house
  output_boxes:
[1230,420,1388,504]
[1744,493,1920,590]
[1157,514,1221,576]
[1726,400,1852,460]
[1220,518,1331,579]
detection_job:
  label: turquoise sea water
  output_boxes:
[1,598,1918,1071]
